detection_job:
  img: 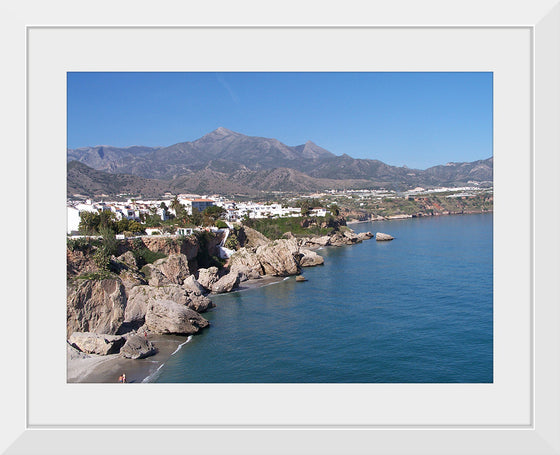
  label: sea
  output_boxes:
[153,213,493,383]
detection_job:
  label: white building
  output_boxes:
[67,202,98,235]
[179,198,215,215]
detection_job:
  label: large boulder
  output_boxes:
[237,226,270,248]
[342,229,360,242]
[67,278,127,337]
[145,300,209,335]
[118,270,147,295]
[125,284,214,323]
[125,284,188,324]
[120,334,157,359]
[230,264,261,282]
[144,253,190,286]
[187,294,215,313]
[182,275,207,296]
[211,271,241,294]
[69,332,126,355]
[181,276,215,312]
[229,248,264,277]
[256,238,300,276]
[375,232,394,241]
[308,235,331,247]
[299,249,325,267]
[117,251,138,271]
[197,267,220,291]
[358,231,374,241]
[329,230,360,246]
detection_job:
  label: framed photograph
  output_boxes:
[3,1,559,453]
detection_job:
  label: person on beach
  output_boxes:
[122,373,126,383]
[118,375,123,383]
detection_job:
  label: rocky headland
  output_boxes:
[66,224,373,382]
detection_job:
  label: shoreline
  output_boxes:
[68,213,491,383]
[67,275,290,383]
[346,210,493,225]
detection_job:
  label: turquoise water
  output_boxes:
[155,214,493,383]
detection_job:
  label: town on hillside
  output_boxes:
[67,184,493,238]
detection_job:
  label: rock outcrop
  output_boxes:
[116,251,138,271]
[307,235,331,247]
[299,249,325,267]
[229,264,261,282]
[357,231,374,241]
[125,283,215,324]
[197,267,220,291]
[236,226,270,248]
[145,253,190,286]
[69,332,126,355]
[229,248,264,277]
[145,300,209,335]
[256,238,300,276]
[229,237,328,277]
[67,248,98,277]
[182,275,207,295]
[118,270,147,294]
[186,293,215,313]
[120,334,157,359]
[375,232,394,241]
[181,275,215,312]
[211,271,241,294]
[328,230,361,246]
[125,284,186,324]
[67,278,127,337]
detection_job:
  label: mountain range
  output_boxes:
[67,127,493,197]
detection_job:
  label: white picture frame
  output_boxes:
[3,0,559,453]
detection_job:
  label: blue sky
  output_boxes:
[67,72,492,170]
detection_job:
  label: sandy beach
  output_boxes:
[67,333,193,383]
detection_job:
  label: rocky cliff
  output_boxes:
[66,225,372,360]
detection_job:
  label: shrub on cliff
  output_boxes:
[133,248,167,268]
[224,232,240,250]
[67,237,92,253]
[93,247,111,271]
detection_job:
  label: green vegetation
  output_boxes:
[67,237,94,253]
[78,211,145,235]
[133,248,167,267]
[194,230,224,268]
[203,205,226,221]
[224,232,240,250]
[243,216,335,240]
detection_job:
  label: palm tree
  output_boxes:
[170,196,181,214]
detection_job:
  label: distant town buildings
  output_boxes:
[67,185,492,236]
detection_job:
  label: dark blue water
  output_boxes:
[155,214,493,383]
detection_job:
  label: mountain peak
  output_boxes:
[196,127,240,143]
[213,127,237,136]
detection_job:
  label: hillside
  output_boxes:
[67,128,493,197]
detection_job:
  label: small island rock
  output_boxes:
[375,232,394,241]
